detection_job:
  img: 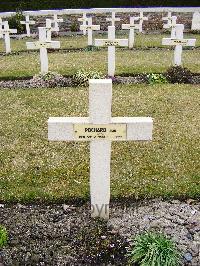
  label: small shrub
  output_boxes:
[127,231,181,266]
[166,66,193,84]
[73,69,105,87]
[0,225,8,248]
[147,73,168,84]
[70,20,79,32]
[30,71,66,88]
[8,10,26,34]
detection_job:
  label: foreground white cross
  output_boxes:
[95,26,128,76]
[26,27,60,73]
[80,17,100,46]
[52,14,63,32]
[106,12,120,26]
[162,24,196,66]
[20,15,35,37]
[48,79,153,219]
[191,11,200,30]
[78,12,89,35]
[138,12,148,33]
[162,11,172,28]
[122,16,140,48]
[1,21,17,53]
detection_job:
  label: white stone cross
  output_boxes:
[122,16,140,48]
[191,11,200,30]
[106,12,120,26]
[48,79,153,219]
[138,12,148,33]
[95,26,128,76]
[162,24,196,66]
[0,17,3,38]
[52,14,63,32]
[26,27,60,73]
[78,12,89,35]
[1,21,17,53]
[80,17,100,46]
[45,19,53,42]
[20,15,35,37]
[162,11,172,28]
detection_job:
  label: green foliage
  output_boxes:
[70,21,80,32]
[0,225,8,248]
[34,71,62,81]
[31,71,65,87]
[147,73,168,84]
[8,11,25,34]
[127,231,181,266]
[166,66,193,84]
[73,69,105,86]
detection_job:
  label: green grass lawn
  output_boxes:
[0,49,200,79]
[0,84,199,202]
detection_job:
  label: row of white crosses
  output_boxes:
[48,79,153,219]
[20,14,63,37]
[163,11,200,31]
[162,24,196,66]
[78,12,148,48]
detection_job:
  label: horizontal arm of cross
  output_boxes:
[106,17,120,22]
[95,39,128,47]
[48,117,153,141]
[122,24,139,30]
[80,25,100,31]
[162,38,196,46]
[2,29,17,34]
[26,41,60,49]
[20,21,35,25]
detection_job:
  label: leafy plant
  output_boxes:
[0,225,8,248]
[30,71,66,88]
[70,20,79,32]
[127,231,181,266]
[147,73,168,84]
[8,10,25,34]
[73,69,104,86]
[165,66,192,84]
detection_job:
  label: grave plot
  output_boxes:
[0,8,200,266]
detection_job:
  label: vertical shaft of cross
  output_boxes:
[46,19,52,42]
[89,79,112,219]
[171,16,177,39]
[108,26,115,76]
[26,16,31,37]
[39,27,48,73]
[174,24,184,66]
[88,17,93,46]
[4,22,11,53]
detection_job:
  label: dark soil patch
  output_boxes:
[0,199,199,265]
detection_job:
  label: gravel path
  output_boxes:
[0,199,199,265]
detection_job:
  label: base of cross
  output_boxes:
[48,79,153,219]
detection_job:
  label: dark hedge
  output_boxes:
[0,0,199,12]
